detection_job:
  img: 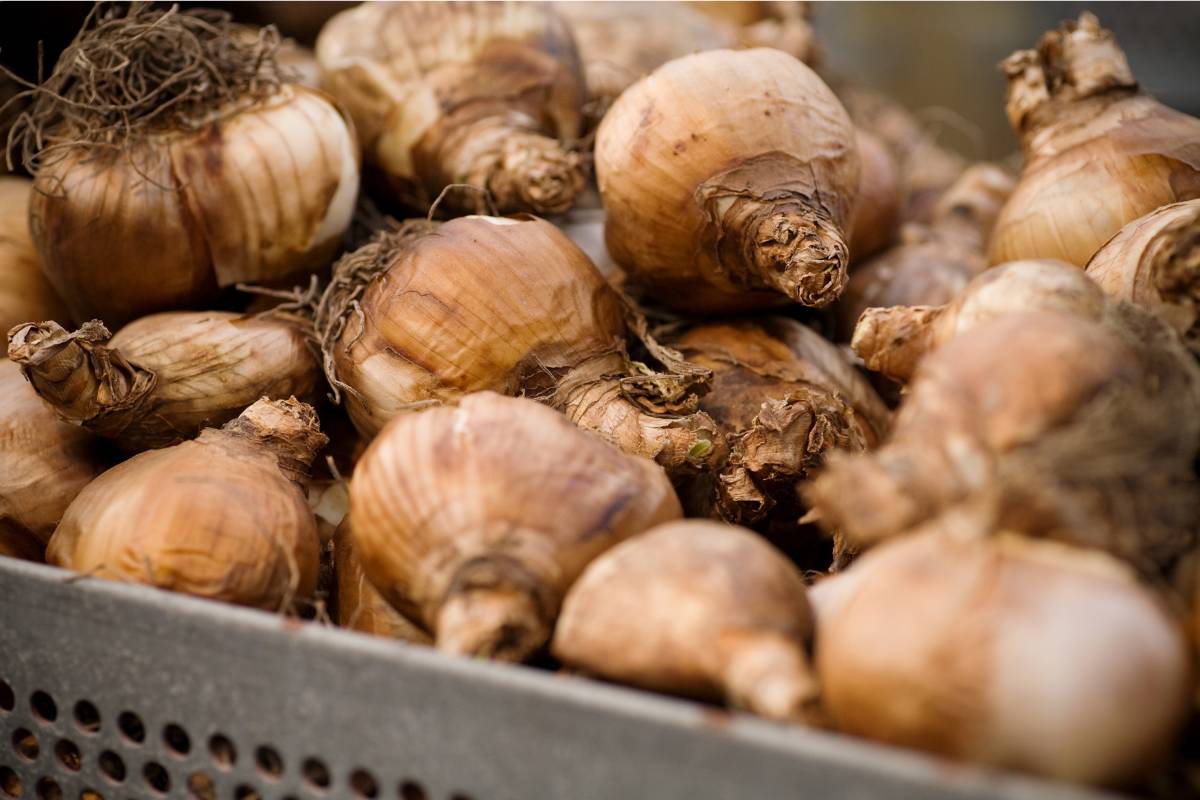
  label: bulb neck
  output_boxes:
[435,116,585,215]
[719,632,820,723]
[434,552,556,663]
[1152,226,1200,345]
[220,397,327,481]
[1003,13,1137,144]
[851,305,945,384]
[7,320,156,438]
[733,203,849,308]
[930,165,1015,251]
[556,357,727,483]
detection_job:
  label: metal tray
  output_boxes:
[0,558,1115,800]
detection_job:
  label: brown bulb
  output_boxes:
[317,2,586,215]
[597,48,859,313]
[10,311,319,453]
[315,215,725,482]
[47,398,326,609]
[818,528,1190,787]
[989,13,1200,267]
[553,520,818,722]
[349,392,681,663]
[809,308,1200,577]
[12,7,359,327]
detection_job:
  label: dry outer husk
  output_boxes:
[852,258,1103,384]
[836,163,1014,341]
[667,317,889,530]
[596,48,859,313]
[988,13,1200,268]
[9,311,318,453]
[349,392,681,663]
[0,177,69,354]
[817,526,1190,787]
[333,520,430,645]
[553,519,819,723]
[314,215,725,482]
[6,5,359,327]
[1086,200,1200,355]
[0,358,105,558]
[316,2,586,216]
[808,306,1200,578]
[47,397,326,610]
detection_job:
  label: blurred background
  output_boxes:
[2,2,1198,166]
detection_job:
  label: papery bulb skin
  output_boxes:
[809,308,1200,577]
[988,13,1200,268]
[315,216,725,482]
[317,2,586,216]
[847,130,901,262]
[667,318,889,528]
[47,398,326,609]
[0,178,69,353]
[818,529,1191,787]
[0,359,105,557]
[596,48,859,313]
[836,163,1014,342]
[349,392,681,663]
[9,311,319,453]
[30,84,359,327]
[333,520,431,644]
[555,2,733,128]
[553,520,818,722]
[852,259,1104,383]
[1086,200,1200,353]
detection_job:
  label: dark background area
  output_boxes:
[2,1,1198,167]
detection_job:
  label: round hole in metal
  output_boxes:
[78,789,104,800]
[162,724,190,757]
[116,712,144,745]
[448,794,475,800]
[349,769,378,799]
[142,762,169,795]
[29,692,56,723]
[33,778,60,800]
[233,786,261,800]
[0,766,21,798]
[301,758,330,791]
[12,728,39,761]
[398,781,427,800]
[0,679,14,713]
[54,740,81,772]
[207,734,236,769]
[97,751,125,784]
[253,745,283,779]
[71,702,100,735]
[185,772,215,800]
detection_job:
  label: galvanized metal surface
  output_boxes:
[0,558,1117,800]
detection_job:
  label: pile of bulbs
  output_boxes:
[2,3,1199,793]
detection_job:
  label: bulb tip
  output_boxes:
[435,585,548,663]
[496,138,587,216]
[751,211,849,308]
[224,397,328,476]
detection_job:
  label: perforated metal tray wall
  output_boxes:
[0,559,1117,800]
